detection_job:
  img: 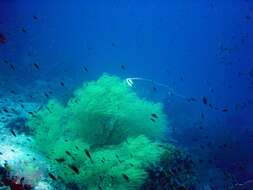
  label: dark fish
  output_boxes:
[151,113,158,118]
[21,27,27,33]
[202,96,208,105]
[10,90,16,94]
[245,15,251,20]
[115,154,122,163]
[120,65,125,70]
[68,164,79,174]
[9,64,15,70]
[111,42,116,47]
[222,108,228,112]
[48,172,57,180]
[122,173,130,182]
[150,118,156,122]
[0,33,7,44]
[20,177,25,183]
[84,149,93,163]
[249,69,253,77]
[44,92,50,99]
[3,108,8,113]
[65,151,72,156]
[176,186,186,190]
[33,63,40,69]
[186,97,197,102]
[11,130,16,137]
[46,106,52,113]
[60,81,65,87]
[83,66,88,72]
[55,158,66,163]
[11,108,16,113]
[28,111,36,117]
[65,150,76,160]
[33,15,38,20]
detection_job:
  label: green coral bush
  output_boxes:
[27,74,169,189]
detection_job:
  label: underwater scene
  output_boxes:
[0,1,253,190]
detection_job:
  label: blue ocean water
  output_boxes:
[0,0,253,189]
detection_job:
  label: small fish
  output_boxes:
[83,66,88,72]
[33,63,40,69]
[9,64,15,70]
[151,113,158,118]
[202,96,208,105]
[20,177,25,183]
[55,158,66,163]
[245,15,251,20]
[60,81,65,87]
[11,108,17,113]
[222,108,228,112]
[65,151,72,156]
[186,97,197,102]
[44,92,50,99]
[201,112,205,119]
[111,42,116,47]
[122,173,130,182]
[68,164,79,174]
[0,33,7,44]
[84,149,93,163]
[48,172,57,180]
[249,69,253,77]
[115,154,122,163]
[11,130,16,137]
[3,108,8,113]
[33,15,38,20]
[150,118,156,122]
[21,27,27,33]
[176,186,187,190]
[120,64,125,70]
[10,90,16,94]
[28,111,36,117]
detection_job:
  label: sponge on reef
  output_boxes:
[27,74,169,189]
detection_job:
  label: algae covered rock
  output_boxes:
[26,74,169,189]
